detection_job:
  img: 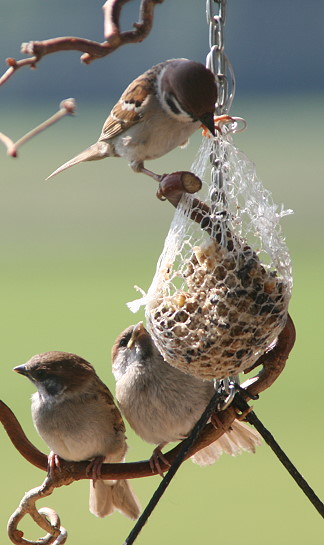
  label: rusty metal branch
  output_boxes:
[0,0,164,86]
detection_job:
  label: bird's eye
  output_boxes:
[33,369,47,381]
[119,333,131,348]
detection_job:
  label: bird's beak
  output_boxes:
[199,112,215,136]
[127,322,147,349]
[13,364,28,376]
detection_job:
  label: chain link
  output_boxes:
[206,0,235,115]
[213,376,239,411]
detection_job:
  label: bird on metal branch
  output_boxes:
[47,59,217,182]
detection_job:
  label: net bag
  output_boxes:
[129,133,293,380]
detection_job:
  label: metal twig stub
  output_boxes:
[0,99,76,157]
[7,477,68,545]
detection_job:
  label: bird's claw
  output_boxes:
[149,446,171,478]
[47,451,62,479]
[86,455,105,486]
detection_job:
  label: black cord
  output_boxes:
[233,393,324,518]
[122,389,222,545]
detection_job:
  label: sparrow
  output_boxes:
[112,323,262,476]
[47,59,217,181]
[14,351,140,520]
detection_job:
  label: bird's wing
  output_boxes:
[99,382,126,434]
[100,71,155,141]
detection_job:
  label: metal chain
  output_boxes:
[206,0,235,115]
[206,0,239,409]
[206,0,231,221]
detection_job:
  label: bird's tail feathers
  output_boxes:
[111,479,141,520]
[191,420,262,466]
[46,142,110,180]
[89,478,140,520]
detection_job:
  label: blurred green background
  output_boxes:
[1,1,323,544]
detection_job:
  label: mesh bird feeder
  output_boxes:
[129,135,292,380]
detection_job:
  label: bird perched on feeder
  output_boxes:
[47,59,217,181]
[14,351,140,520]
[112,322,262,476]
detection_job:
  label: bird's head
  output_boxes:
[158,59,217,135]
[112,322,161,380]
[14,351,95,398]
